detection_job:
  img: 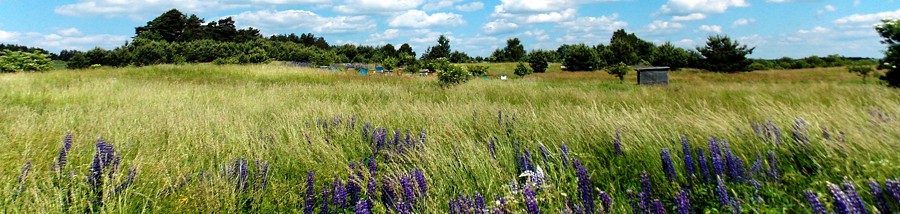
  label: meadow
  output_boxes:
[1,63,899,213]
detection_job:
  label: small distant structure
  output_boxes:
[635,66,670,85]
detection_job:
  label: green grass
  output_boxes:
[1,64,898,213]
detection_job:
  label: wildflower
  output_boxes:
[842,179,867,214]
[381,176,396,210]
[368,157,377,177]
[474,192,486,213]
[362,122,371,141]
[419,130,427,145]
[641,172,653,198]
[708,138,724,177]
[869,179,890,213]
[767,120,783,146]
[651,199,666,214]
[400,175,416,206]
[804,190,828,214]
[675,190,691,214]
[792,118,810,145]
[304,171,315,214]
[767,151,780,181]
[114,167,136,195]
[661,148,678,182]
[749,179,762,203]
[561,143,570,167]
[886,179,900,208]
[626,190,642,214]
[257,160,269,191]
[681,135,694,177]
[827,182,855,213]
[333,177,347,209]
[413,168,427,197]
[749,153,763,179]
[53,132,73,171]
[355,199,371,214]
[696,148,711,183]
[524,184,539,214]
[598,191,612,213]
[731,198,742,214]
[320,185,331,214]
[716,178,731,208]
[539,143,549,163]
[488,140,496,159]
[574,159,595,212]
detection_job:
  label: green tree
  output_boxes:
[607,62,630,82]
[848,64,875,83]
[650,42,690,70]
[564,44,603,71]
[877,18,900,87]
[383,57,399,71]
[423,35,450,60]
[609,29,655,65]
[0,50,52,72]
[697,35,755,73]
[466,65,489,76]
[449,51,471,63]
[527,50,550,73]
[66,52,91,69]
[398,43,415,58]
[380,44,397,58]
[514,62,532,77]
[503,38,526,62]
[135,9,187,42]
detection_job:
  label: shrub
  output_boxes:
[0,50,52,72]
[527,51,549,73]
[212,57,240,65]
[514,62,532,77]
[564,44,602,71]
[383,57,399,71]
[466,65,489,76]
[437,64,470,86]
[607,62,630,82]
[847,65,875,83]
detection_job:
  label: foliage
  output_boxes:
[607,62,630,82]
[0,50,53,72]
[609,29,655,65]
[514,62,532,77]
[66,52,91,69]
[466,65,489,76]
[877,18,900,87]
[383,57,399,71]
[449,51,473,63]
[697,35,755,73]
[423,35,451,60]
[847,64,875,82]
[564,44,603,71]
[650,42,691,70]
[437,63,472,86]
[527,50,550,73]
[312,50,339,66]
[491,38,526,62]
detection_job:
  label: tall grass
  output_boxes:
[1,64,898,212]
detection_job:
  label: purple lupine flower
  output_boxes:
[114,167,136,195]
[304,171,315,214]
[400,175,416,205]
[651,199,666,214]
[257,160,269,191]
[413,168,427,197]
[767,151,780,181]
[367,177,377,197]
[355,199,371,214]
[539,143,550,163]
[381,176,396,210]
[238,159,249,192]
[696,148,711,183]
[348,163,361,207]
[405,130,413,148]
[333,176,347,209]
[392,130,401,150]
[613,129,623,155]
[828,182,855,214]
[708,138,725,177]
[488,140,496,159]
[524,184,539,214]
[675,191,691,214]
[368,157,377,177]
[641,172,653,198]
[842,179,868,214]
[561,144,570,167]
[320,186,331,214]
[474,192,486,214]
[626,190,642,214]
[804,190,828,214]
[869,179,890,213]
[885,180,900,208]
[661,148,678,182]
[495,195,509,214]
[53,132,73,171]
[749,179,762,203]
[732,156,747,183]
[731,198,742,214]
[574,159,595,212]
[720,140,741,182]
[523,149,534,172]
[362,122,371,141]
[419,130,427,145]
[716,178,731,208]
[681,135,694,177]
[598,191,612,213]
[767,120,783,146]
[749,153,763,179]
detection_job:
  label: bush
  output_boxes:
[607,62,629,82]
[527,51,549,73]
[0,50,52,72]
[564,44,602,71]
[212,57,240,65]
[466,65,489,76]
[437,64,470,86]
[514,62,532,77]
[67,53,91,69]
[848,65,875,82]
[383,57,399,71]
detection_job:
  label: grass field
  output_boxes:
[1,64,899,213]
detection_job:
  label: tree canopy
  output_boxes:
[697,35,755,73]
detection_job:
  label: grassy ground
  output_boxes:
[1,64,898,213]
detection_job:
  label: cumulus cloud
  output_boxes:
[369,29,401,41]
[833,9,900,28]
[646,20,684,32]
[57,28,82,36]
[0,30,22,42]
[732,18,755,28]
[482,19,519,35]
[0,29,128,52]
[228,10,375,34]
[559,14,628,33]
[659,0,749,15]
[523,8,577,24]
[388,10,465,28]
[333,0,424,15]
[422,0,460,11]
[456,2,484,12]
[797,26,829,34]
[523,30,550,41]
[672,13,706,21]
[698,25,722,33]
[54,0,329,17]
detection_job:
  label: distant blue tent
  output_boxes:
[375,66,384,72]
[359,68,369,75]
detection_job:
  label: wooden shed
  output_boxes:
[635,66,670,85]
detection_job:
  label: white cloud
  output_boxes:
[676,38,695,46]
[523,8,577,24]
[54,0,329,17]
[388,10,465,28]
[57,28,82,37]
[698,25,722,33]
[559,14,628,33]
[0,30,128,52]
[228,10,375,34]
[817,4,836,15]
[834,9,900,28]
[523,30,550,41]
[0,30,21,42]
[659,0,749,15]
[422,0,460,11]
[333,0,424,14]
[797,26,829,34]
[456,2,484,12]
[369,29,401,41]
[482,19,519,34]
[646,20,684,32]
[732,18,755,28]
[672,13,706,21]
[738,34,766,47]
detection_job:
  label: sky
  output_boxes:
[0,0,899,59]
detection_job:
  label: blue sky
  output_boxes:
[0,0,898,59]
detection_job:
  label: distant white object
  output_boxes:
[500,75,508,80]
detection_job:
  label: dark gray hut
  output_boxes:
[635,66,670,85]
